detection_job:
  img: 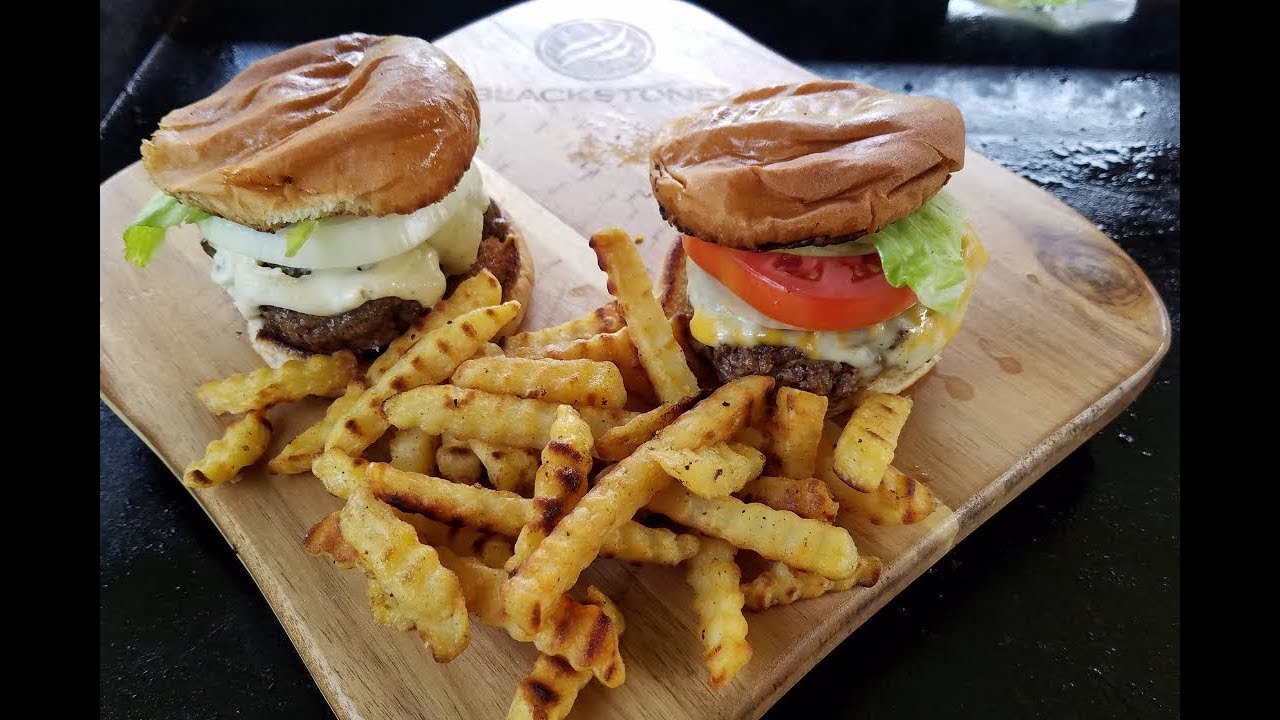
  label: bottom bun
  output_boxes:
[249,199,534,368]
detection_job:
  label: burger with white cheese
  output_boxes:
[122,33,532,366]
[652,81,986,413]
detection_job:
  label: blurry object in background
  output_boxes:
[950,0,1137,32]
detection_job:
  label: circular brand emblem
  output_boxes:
[535,19,655,81]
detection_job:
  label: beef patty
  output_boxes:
[254,199,514,358]
[708,344,868,404]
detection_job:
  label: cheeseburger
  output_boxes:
[652,81,986,413]
[123,33,532,365]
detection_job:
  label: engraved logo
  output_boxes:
[535,19,655,81]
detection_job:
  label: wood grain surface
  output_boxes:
[98,1,1171,718]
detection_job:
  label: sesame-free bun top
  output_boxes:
[649,81,965,251]
[141,33,480,232]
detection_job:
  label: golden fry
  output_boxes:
[338,490,470,662]
[739,556,881,612]
[303,512,360,569]
[653,442,765,499]
[436,435,484,484]
[594,396,699,461]
[388,428,440,476]
[268,380,367,475]
[196,351,355,415]
[832,392,913,492]
[509,405,593,571]
[736,476,839,523]
[764,387,828,479]
[687,537,751,689]
[369,463,697,565]
[838,465,937,525]
[452,356,627,408]
[397,511,515,570]
[647,484,859,580]
[502,302,624,356]
[506,587,625,720]
[311,448,370,499]
[512,327,657,404]
[366,270,502,382]
[501,376,771,637]
[590,227,699,402]
[183,411,272,489]
[384,385,634,450]
[470,440,540,495]
[326,301,520,457]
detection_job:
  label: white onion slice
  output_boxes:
[197,163,485,269]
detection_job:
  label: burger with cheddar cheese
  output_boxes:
[122,33,532,366]
[652,81,986,413]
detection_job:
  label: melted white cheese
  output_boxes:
[211,240,446,319]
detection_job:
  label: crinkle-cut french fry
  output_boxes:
[196,350,356,415]
[832,392,913,492]
[736,476,839,523]
[434,546,624,687]
[647,484,859,580]
[590,227,699,402]
[501,376,772,636]
[388,428,440,476]
[367,463,698,565]
[506,587,624,720]
[338,490,470,662]
[594,395,700,461]
[183,411,272,488]
[472,342,505,359]
[653,442,765,499]
[303,512,360,569]
[452,356,627,408]
[366,270,502,382]
[668,312,718,388]
[511,327,657,404]
[436,435,484,484]
[469,440,540,495]
[741,562,848,611]
[326,301,520,457]
[508,406,593,571]
[384,386,634,450]
[311,448,370,499]
[502,302,624,356]
[268,380,367,475]
[764,387,828,479]
[687,537,751,689]
[838,465,937,525]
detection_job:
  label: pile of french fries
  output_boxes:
[183,227,939,719]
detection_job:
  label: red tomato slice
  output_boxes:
[682,235,918,331]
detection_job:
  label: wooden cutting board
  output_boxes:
[99,1,1171,718]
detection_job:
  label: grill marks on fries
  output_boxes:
[327,301,521,457]
[183,411,272,488]
[453,356,627,408]
[368,463,695,565]
[437,435,484,484]
[366,270,502,383]
[653,442,765,499]
[312,449,369,498]
[196,350,356,415]
[737,476,839,523]
[764,387,828,479]
[268,380,367,475]
[594,395,699,461]
[502,376,771,638]
[434,546,625,687]
[470,440,540,494]
[838,466,937,525]
[507,587,624,720]
[740,560,873,612]
[648,484,859,580]
[510,406,593,571]
[503,301,624,355]
[833,392,913,492]
[339,490,470,662]
[590,227,699,402]
[388,428,440,475]
[514,327,657,404]
[385,385,634,450]
[687,537,751,689]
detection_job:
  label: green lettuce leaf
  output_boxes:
[284,219,317,258]
[869,192,969,313]
[123,192,210,267]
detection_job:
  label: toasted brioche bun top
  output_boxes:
[649,81,965,251]
[142,33,480,232]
